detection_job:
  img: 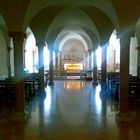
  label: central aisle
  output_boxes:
[25,80,120,139]
[1,80,140,140]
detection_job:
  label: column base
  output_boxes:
[48,80,54,86]
[116,111,136,122]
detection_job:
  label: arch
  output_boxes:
[108,29,120,72]
[54,29,94,52]
[59,32,88,52]
[24,27,38,73]
[46,25,98,51]
[44,7,100,50]
[28,3,118,46]
[29,5,65,42]
[81,5,115,45]
[25,0,119,30]
[45,7,100,41]
[25,27,36,49]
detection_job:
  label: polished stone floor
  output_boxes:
[0,80,140,140]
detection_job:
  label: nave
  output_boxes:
[0,80,140,140]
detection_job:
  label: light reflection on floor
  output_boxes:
[64,80,83,90]
[59,81,89,126]
[1,80,140,140]
[95,85,102,113]
[44,86,51,113]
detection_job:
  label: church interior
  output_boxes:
[0,0,140,139]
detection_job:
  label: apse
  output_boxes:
[59,33,88,73]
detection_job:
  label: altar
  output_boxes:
[64,63,83,73]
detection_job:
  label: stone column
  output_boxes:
[37,42,45,91]
[23,49,27,70]
[8,31,26,112]
[48,47,54,85]
[55,50,58,70]
[137,46,140,77]
[32,49,36,73]
[59,51,63,70]
[23,38,26,70]
[55,50,59,78]
[113,49,116,72]
[85,51,88,71]
[88,50,92,77]
[9,38,15,77]
[7,44,12,78]
[101,44,107,92]
[88,50,92,70]
[116,32,135,122]
[58,51,62,77]
[92,51,98,85]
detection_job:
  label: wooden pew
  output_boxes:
[0,78,39,107]
[108,77,140,99]
[0,80,15,108]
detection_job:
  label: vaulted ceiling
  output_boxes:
[0,0,140,50]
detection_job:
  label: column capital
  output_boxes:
[48,46,54,52]
[117,29,135,39]
[119,34,131,47]
[36,41,46,47]
[8,31,26,40]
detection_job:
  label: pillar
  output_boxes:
[9,31,26,112]
[101,44,107,91]
[37,42,45,91]
[88,50,92,77]
[23,49,27,70]
[7,37,14,78]
[92,51,98,85]
[137,46,140,77]
[7,45,12,78]
[113,48,116,72]
[58,51,61,70]
[9,38,15,77]
[116,31,135,122]
[55,50,58,70]
[88,50,92,70]
[48,46,54,85]
[55,50,58,77]
[84,51,88,71]
[32,49,36,73]
[23,37,26,70]
[58,51,62,77]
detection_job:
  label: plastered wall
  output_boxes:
[0,27,8,79]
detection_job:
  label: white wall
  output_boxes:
[0,28,8,79]
[129,37,138,76]
[107,45,114,72]
[108,30,120,72]
[25,32,37,73]
[136,19,140,77]
[108,30,138,76]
